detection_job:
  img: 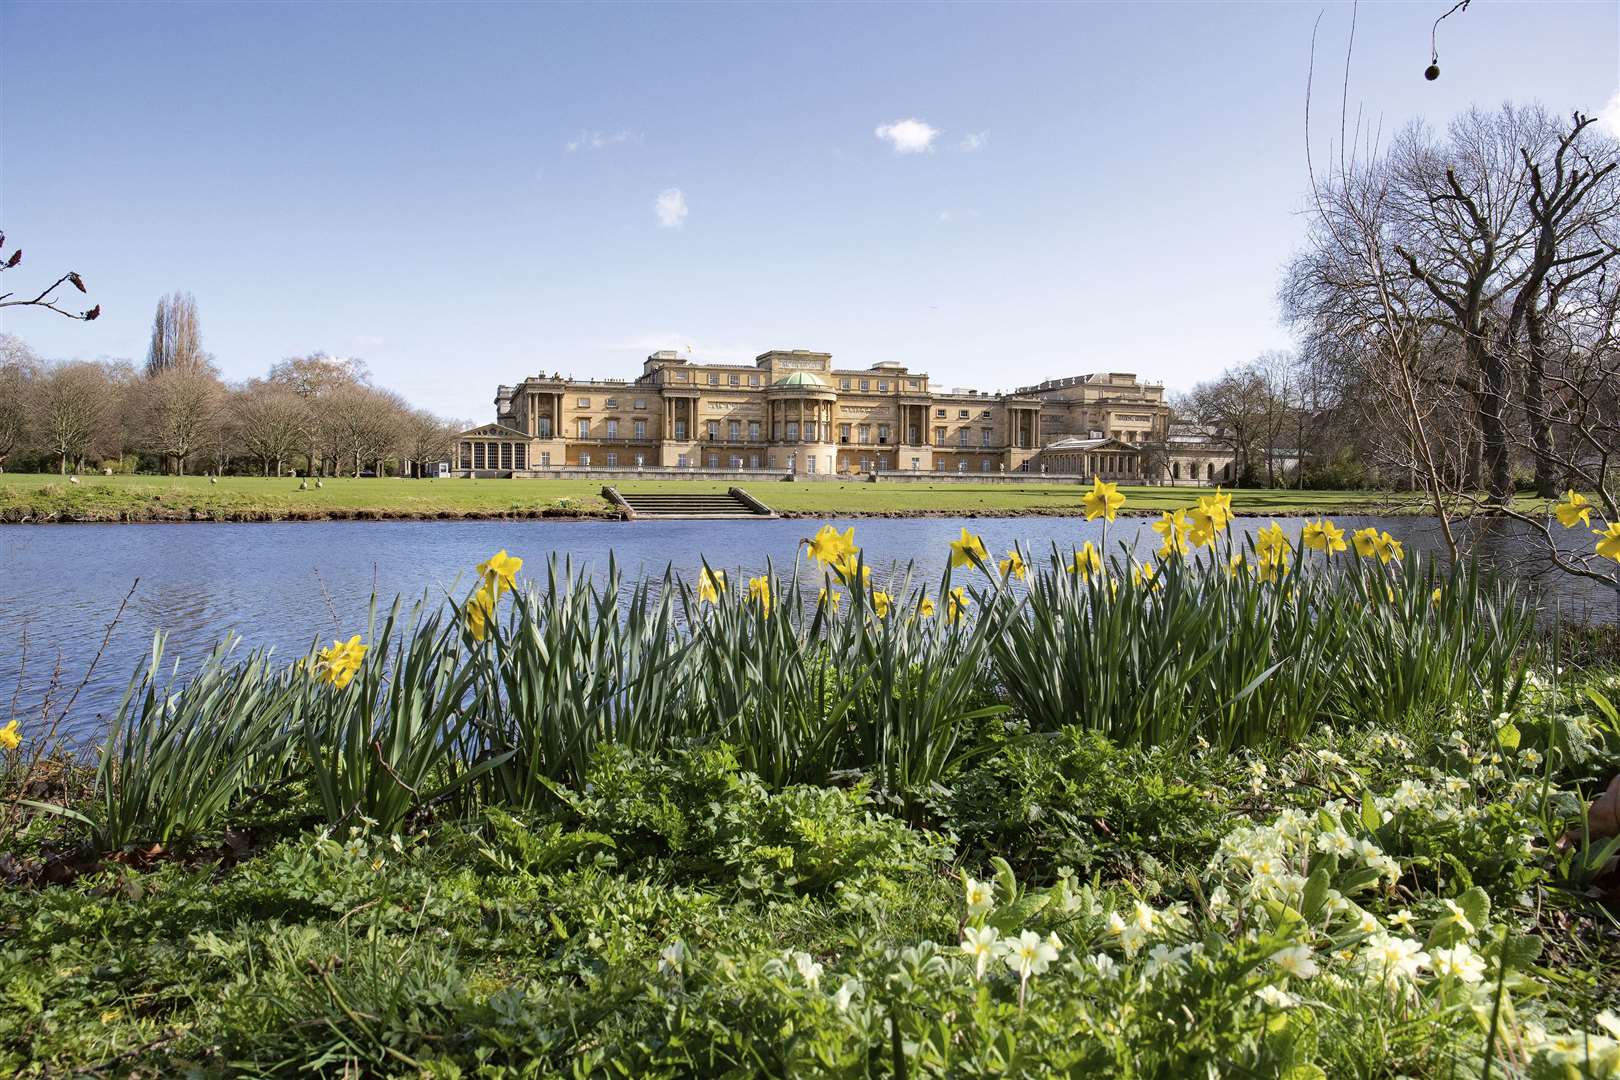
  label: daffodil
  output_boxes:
[804,524,857,566]
[477,549,523,596]
[1226,553,1245,578]
[0,719,19,750]
[465,585,496,642]
[1374,531,1404,564]
[1187,510,1220,550]
[1555,490,1592,529]
[1300,518,1347,555]
[1596,522,1620,562]
[697,567,726,605]
[1132,561,1156,588]
[817,587,842,612]
[1152,510,1191,559]
[1069,541,1102,578]
[917,596,936,619]
[870,590,892,618]
[999,549,1027,581]
[1081,477,1125,522]
[949,527,989,569]
[831,551,870,587]
[747,575,772,612]
[1431,587,1442,608]
[315,634,367,688]
[945,586,969,623]
[1352,527,1380,559]
[1197,488,1234,531]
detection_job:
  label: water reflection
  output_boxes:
[0,514,1612,735]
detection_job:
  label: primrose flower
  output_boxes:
[945,586,969,623]
[1596,522,1620,562]
[999,549,1027,581]
[1143,943,1189,980]
[697,567,726,605]
[1082,477,1126,522]
[315,634,367,689]
[477,550,523,596]
[1431,943,1486,984]
[1001,929,1061,980]
[804,524,857,566]
[1438,898,1475,937]
[949,527,989,569]
[0,719,19,750]
[960,926,1000,980]
[1359,934,1428,982]
[1152,510,1192,558]
[1272,945,1319,980]
[1255,985,1300,1009]
[1554,490,1592,529]
[465,584,497,641]
[1089,953,1119,980]
[1301,518,1347,555]
[747,575,772,612]
[870,590,893,618]
[658,940,687,973]
[832,978,859,1012]
[964,875,995,916]
[1069,541,1102,578]
[791,951,823,989]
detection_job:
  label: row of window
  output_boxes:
[462,443,528,470]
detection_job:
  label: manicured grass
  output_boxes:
[0,472,1410,522]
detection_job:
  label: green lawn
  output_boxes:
[0,472,1412,523]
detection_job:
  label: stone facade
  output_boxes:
[455,351,1193,481]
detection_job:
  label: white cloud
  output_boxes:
[1599,90,1620,137]
[566,130,638,152]
[874,118,939,154]
[958,130,988,152]
[654,188,688,228]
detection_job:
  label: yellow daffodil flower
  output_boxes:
[465,585,496,642]
[1301,518,1347,555]
[1197,488,1234,531]
[1152,510,1192,559]
[999,549,1027,581]
[817,587,841,612]
[477,550,523,596]
[1132,562,1157,588]
[870,590,893,618]
[1081,477,1125,522]
[1069,541,1102,578]
[1431,588,1442,608]
[1352,527,1379,559]
[918,596,937,619]
[945,586,969,623]
[1227,553,1245,577]
[804,524,857,566]
[0,719,19,750]
[697,567,726,605]
[1596,522,1620,562]
[831,551,870,587]
[949,527,989,569]
[747,575,772,612]
[1555,490,1592,529]
[1372,531,1403,564]
[315,634,367,688]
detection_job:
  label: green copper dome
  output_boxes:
[772,370,829,389]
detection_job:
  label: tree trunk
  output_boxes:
[1523,303,1559,499]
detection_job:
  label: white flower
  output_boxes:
[1315,829,1356,856]
[1131,900,1157,933]
[1143,943,1189,979]
[1271,945,1319,980]
[658,940,687,973]
[1353,909,1381,935]
[1519,747,1543,768]
[832,977,860,1012]
[960,925,1000,981]
[1431,943,1485,984]
[1439,898,1476,937]
[1359,934,1428,981]
[963,875,995,915]
[1598,1011,1620,1039]
[791,951,823,988]
[1388,909,1415,931]
[1255,985,1299,1009]
[1089,953,1119,980]
[1001,929,1061,980]
[388,833,404,854]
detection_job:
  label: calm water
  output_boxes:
[1,515,1613,736]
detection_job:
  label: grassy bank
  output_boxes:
[3,523,1618,1076]
[0,472,1407,523]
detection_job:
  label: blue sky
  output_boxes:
[2,1,1615,423]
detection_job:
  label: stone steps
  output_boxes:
[603,486,775,520]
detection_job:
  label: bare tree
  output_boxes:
[267,353,370,475]
[399,409,459,477]
[1179,364,1273,485]
[145,292,208,377]
[138,366,223,474]
[0,232,99,322]
[229,380,309,476]
[32,362,119,474]
[0,335,40,469]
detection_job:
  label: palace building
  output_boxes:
[453,349,1194,481]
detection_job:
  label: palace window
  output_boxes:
[878,381,888,391]
[786,421,799,440]
[958,409,969,419]
[537,418,552,437]
[877,424,889,444]
[473,444,485,469]
[729,374,740,387]
[634,419,646,439]
[958,429,969,447]
[675,421,687,439]
[578,397,590,407]
[707,421,719,440]
[981,409,991,418]
[840,378,851,389]
[730,455,742,469]
[728,420,740,441]
[606,419,619,439]
[605,398,617,408]
[580,452,591,467]
[839,424,851,444]
[981,459,992,472]
[500,444,512,469]
[634,398,646,410]
[858,425,871,444]
[934,426,946,445]
[578,418,591,438]
[707,453,720,468]
[859,379,869,391]
[749,420,760,440]
[749,454,760,468]
[748,374,759,387]
[935,408,946,418]
[982,428,993,446]
[606,452,618,467]
[708,373,719,386]
[540,451,551,467]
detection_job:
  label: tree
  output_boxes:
[1179,364,1272,485]
[0,335,40,469]
[33,362,118,474]
[229,381,309,476]
[267,353,370,475]
[138,366,222,474]
[145,291,208,377]
[399,409,459,477]
[0,232,99,322]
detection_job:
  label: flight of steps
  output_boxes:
[603,486,775,520]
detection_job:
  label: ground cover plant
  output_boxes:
[2,481,1618,1077]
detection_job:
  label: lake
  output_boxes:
[1,514,1613,738]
